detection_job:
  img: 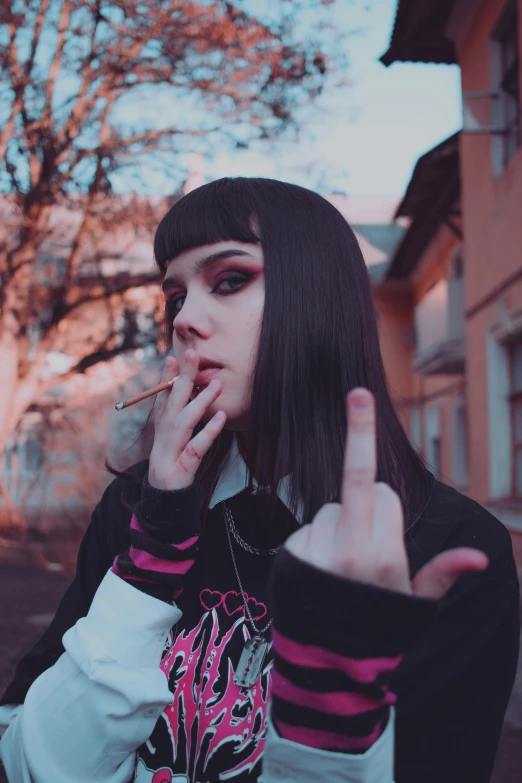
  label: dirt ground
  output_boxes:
[0,539,522,783]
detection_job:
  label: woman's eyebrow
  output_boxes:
[161,249,252,293]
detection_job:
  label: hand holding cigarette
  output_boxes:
[118,351,227,492]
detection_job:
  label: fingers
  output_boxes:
[283,523,313,561]
[178,408,227,479]
[411,548,490,600]
[368,483,410,593]
[340,388,377,540]
[285,503,339,565]
[154,355,179,423]
[155,349,200,428]
[176,377,224,433]
[148,352,225,489]
[166,349,200,418]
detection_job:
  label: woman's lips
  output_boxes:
[194,366,222,387]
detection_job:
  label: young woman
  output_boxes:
[0,178,519,783]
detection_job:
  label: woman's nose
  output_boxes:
[173,297,211,339]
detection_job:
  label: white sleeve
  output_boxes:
[0,569,181,783]
[0,705,22,739]
[261,707,395,783]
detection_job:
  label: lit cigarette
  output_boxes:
[115,378,177,411]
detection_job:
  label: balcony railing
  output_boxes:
[412,336,466,376]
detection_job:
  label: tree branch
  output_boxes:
[37,324,158,397]
[0,21,24,161]
[25,0,52,82]
[0,0,337,454]
[39,272,161,342]
[62,273,161,317]
[42,0,71,131]
[54,7,178,163]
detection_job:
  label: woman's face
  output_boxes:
[163,240,265,431]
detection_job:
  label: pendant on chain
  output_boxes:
[234,636,271,688]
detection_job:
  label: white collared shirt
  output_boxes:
[209,434,304,523]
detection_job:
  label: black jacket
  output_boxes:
[1,467,519,783]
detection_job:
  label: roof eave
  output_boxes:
[380,43,457,67]
[379,0,458,67]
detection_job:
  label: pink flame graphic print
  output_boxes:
[157,593,272,780]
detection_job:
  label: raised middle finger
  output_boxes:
[339,388,377,539]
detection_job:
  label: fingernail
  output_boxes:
[351,390,370,409]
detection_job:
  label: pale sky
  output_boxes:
[206,0,462,196]
[112,0,463,198]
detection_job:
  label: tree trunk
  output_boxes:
[0,307,43,536]
[0,476,24,538]
[0,311,23,450]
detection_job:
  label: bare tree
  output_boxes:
[0,0,335,463]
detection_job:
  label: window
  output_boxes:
[24,435,44,472]
[410,406,422,453]
[492,0,520,169]
[509,340,522,496]
[414,279,448,356]
[27,322,41,361]
[487,331,511,499]
[448,247,465,341]
[431,436,442,479]
[424,406,441,479]
[452,400,469,487]
[4,446,14,474]
[452,248,463,280]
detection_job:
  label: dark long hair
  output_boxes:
[121,176,433,532]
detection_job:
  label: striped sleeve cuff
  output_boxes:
[268,547,438,753]
[262,706,396,783]
[113,478,201,604]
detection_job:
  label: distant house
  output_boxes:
[372,133,465,488]
[0,194,169,534]
[326,193,407,280]
[380,0,522,532]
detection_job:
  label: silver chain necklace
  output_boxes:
[222,501,280,557]
[222,501,274,688]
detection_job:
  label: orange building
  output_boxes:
[379,0,522,536]
[373,134,466,490]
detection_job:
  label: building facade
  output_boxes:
[380,0,522,530]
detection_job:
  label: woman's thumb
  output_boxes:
[411,548,489,600]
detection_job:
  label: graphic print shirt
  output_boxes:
[133,488,299,783]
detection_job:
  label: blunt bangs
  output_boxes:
[153,178,262,272]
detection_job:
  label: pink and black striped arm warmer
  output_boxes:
[268,548,438,754]
[112,476,201,604]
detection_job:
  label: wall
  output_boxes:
[457,0,522,504]
[374,221,466,489]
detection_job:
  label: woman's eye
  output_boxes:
[166,274,253,319]
[216,274,250,293]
